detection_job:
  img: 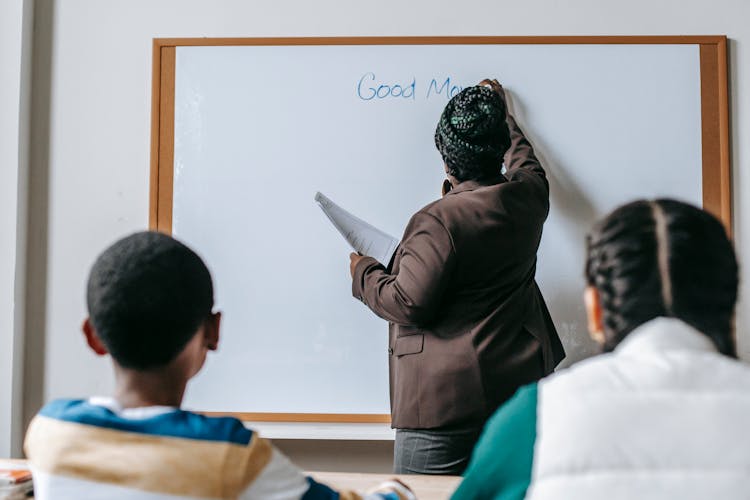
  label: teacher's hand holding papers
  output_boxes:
[350,253,367,277]
[315,192,400,266]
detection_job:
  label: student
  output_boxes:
[349,79,564,474]
[452,199,750,500]
[24,232,414,500]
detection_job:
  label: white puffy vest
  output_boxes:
[526,318,750,500]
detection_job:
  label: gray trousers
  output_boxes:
[394,426,483,475]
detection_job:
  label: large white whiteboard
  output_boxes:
[169,42,703,415]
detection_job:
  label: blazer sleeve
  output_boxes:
[504,114,550,209]
[351,212,456,327]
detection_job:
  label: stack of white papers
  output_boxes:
[315,192,400,266]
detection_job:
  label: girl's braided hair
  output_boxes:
[585,199,738,356]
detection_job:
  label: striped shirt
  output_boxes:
[25,399,411,500]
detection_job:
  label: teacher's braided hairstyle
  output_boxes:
[434,85,511,181]
[585,199,738,356]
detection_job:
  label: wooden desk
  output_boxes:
[311,471,460,499]
[2,460,460,499]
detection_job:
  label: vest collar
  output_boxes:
[614,317,718,357]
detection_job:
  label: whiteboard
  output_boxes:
[164,41,709,416]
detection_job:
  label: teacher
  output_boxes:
[349,79,565,475]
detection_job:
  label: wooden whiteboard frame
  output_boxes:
[150,36,731,423]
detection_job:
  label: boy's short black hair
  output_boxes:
[86,231,214,370]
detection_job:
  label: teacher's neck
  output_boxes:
[451,172,506,190]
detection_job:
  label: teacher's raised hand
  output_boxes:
[478,78,505,101]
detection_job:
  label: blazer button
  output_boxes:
[388,347,394,355]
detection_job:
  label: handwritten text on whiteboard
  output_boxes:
[356,73,464,101]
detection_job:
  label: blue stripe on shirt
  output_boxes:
[301,478,339,499]
[39,399,253,445]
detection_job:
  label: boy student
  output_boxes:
[25,231,414,500]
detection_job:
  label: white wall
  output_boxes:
[273,440,393,473]
[0,0,32,458]
[10,0,750,466]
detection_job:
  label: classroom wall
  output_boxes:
[0,0,32,458]
[6,0,750,466]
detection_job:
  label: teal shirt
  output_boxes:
[451,383,538,500]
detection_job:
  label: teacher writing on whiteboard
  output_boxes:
[349,79,565,475]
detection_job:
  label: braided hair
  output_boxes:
[585,199,738,356]
[434,86,511,182]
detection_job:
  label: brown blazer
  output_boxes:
[352,115,565,429]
